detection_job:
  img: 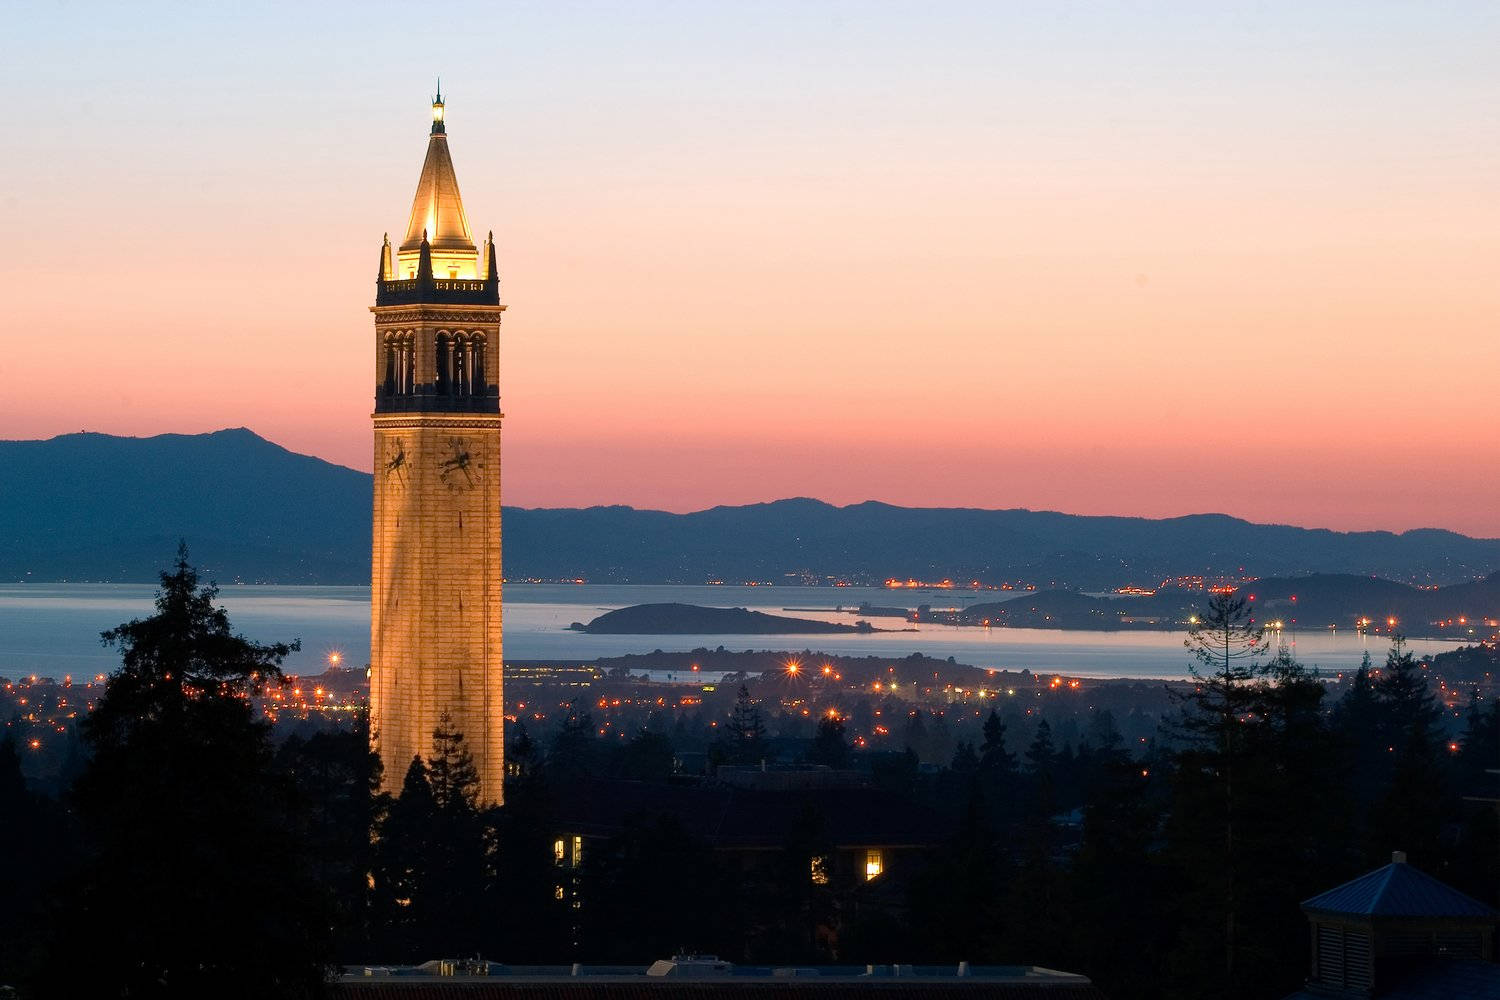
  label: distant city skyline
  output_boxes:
[3,2,1498,534]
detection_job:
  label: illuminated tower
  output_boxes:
[370,87,505,803]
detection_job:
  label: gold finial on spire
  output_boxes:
[431,77,446,133]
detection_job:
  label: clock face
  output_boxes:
[382,437,409,487]
[438,436,484,491]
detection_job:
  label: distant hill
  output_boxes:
[4,429,1500,587]
[949,572,1500,639]
[0,429,369,583]
[570,603,882,635]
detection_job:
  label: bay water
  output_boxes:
[0,583,1465,681]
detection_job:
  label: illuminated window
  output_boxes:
[810,855,829,885]
[553,838,566,864]
[864,849,884,881]
[572,835,584,868]
[554,885,565,901]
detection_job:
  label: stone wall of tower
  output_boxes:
[370,305,504,805]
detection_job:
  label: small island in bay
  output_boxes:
[569,603,895,635]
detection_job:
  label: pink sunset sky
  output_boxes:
[2,3,1497,534]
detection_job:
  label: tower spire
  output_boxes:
[430,78,446,135]
[397,88,474,279]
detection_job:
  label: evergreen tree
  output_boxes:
[277,714,386,962]
[372,719,494,962]
[506,719,539,780]
[491,721,570,962]
[1069,719,1167,1000]
[0,735,74,989]
[1007,718,1067,966]
[618,727,675,781]
[1332,651,1384,812]
[51,546,331,998]
[725,684,767,764]
[906,786,1007,962]
[371,756,437,957]
[979,707,1017,773]
[976,706,1020,824]
[1448,693,1500,906]
[549,699,598,780]
[950,740,979,772]
[810,713,850,768]
[1367,639,1447,864]
[427,710,481,811]
[1162,593,1270,999]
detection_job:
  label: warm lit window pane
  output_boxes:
[810,855,829,885]
[865,849,883,880]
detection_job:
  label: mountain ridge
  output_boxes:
[3,429,1498,586]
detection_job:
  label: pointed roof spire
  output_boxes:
[417,229,433,281]
[377,233,393,281]
[484,231,498,284]
[400,90,473,256]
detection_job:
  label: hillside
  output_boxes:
[948,572,1500,638]
[4,429,1500,587]
[570,604,881,635]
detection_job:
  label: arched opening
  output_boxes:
[453,333,470,396]
[435,331,452,394]
[400,333,416,394]
[382,335,397,395]
[471,334,486,395]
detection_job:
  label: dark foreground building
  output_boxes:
[1285,851,1498,999]
[336,958,1108,999]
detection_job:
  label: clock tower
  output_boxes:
[370,88,505,804]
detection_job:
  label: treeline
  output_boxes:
[1,558,1496,1000]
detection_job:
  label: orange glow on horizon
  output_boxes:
[4,8,1499,536]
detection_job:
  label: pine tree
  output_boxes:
[549,698,598,780]
[51,546,331,998]
[277,712,385,962]
[428,710,481,811]
[950,740,979,772]
[1333,651,1384,812]
[726,684,767,761]
[507,719,539,780]
[1367,639,1447,864]
[1162,592,1272,999]
[810,713,850,768]
[979,707,1017,774]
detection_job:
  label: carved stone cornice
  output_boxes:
[371,413,504,430]
[370,303,506,327]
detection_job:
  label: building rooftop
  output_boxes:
[1301,854,1499,920]
[336,961,1108,998]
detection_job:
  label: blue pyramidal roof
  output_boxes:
[1303,860,1498,919]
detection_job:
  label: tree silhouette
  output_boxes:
[979,707,1017,774]
[810,713,850,768]
[723,684,767,765]
[428,710,481,811]
[52,545,331,998]
[1163,593,1270,999]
